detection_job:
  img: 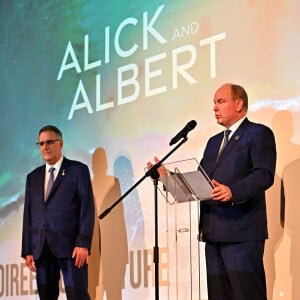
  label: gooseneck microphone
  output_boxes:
[169,120,197,146]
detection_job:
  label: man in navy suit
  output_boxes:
[199,83,276,300]
[148,83,276,299]
[21,125,95,300]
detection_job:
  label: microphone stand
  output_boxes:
[99,137,189,300]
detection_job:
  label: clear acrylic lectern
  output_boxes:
[159,158,210,300]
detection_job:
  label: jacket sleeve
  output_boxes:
[21,175,32,258]
[230,125,276,205]
[76,164,95,250]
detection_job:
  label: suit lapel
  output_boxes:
[216,132,243,163]
[36,166,46,202]
[212,135,223,161]
[210,119,249,174]
[204,134,223,177]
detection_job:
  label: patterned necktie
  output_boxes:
[217,129,231,160]
[45,167,55,200]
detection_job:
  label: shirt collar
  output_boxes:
[227,116,247,136]
[46,156,63,172]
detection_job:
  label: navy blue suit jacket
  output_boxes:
[21,157,95,260]
[200,118,276,242]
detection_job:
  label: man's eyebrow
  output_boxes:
[214,98,224,103]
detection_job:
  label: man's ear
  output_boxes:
[235,98,244,112]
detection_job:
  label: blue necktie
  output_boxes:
[45,167,55,200]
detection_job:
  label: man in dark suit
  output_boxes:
[21,125,95,300]
[148,83,276,299]
[199,83,276,300]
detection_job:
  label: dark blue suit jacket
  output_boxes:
[200,118,276,242]
[21,157,95,260]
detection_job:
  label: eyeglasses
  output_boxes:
[36,139,61,147]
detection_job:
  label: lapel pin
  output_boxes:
[62,170,65,176]
[234,135,240,140]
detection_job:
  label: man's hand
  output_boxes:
[72,247,89,268]
[25,255,36,272]
[211,179,232,202]
[147,156,168,177]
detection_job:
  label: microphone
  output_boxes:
[169,120,197,146]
